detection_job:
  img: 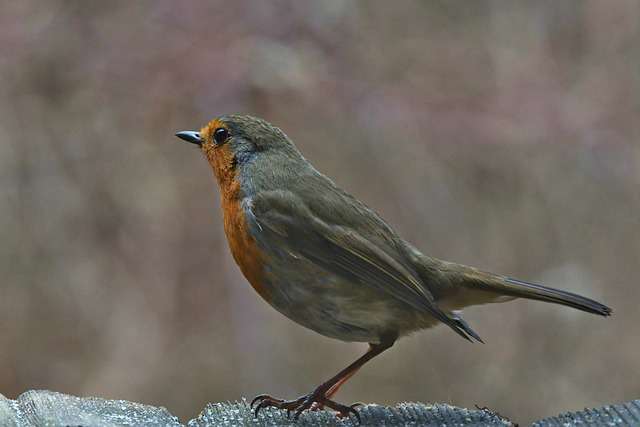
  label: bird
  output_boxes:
[175,114,611,422]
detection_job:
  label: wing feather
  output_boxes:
[249,190,478,341]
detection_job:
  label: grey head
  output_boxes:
[176,114,313,194]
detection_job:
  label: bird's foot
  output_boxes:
[311,400,364,413]
[251,390,361,422]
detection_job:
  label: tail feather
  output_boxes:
[502,277,612,316]
[440,274,610,344]
[451,312,484,343]
[439,262,613,316]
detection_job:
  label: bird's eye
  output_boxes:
[213,127,229,145]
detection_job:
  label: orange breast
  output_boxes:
[200,122,269,299]
[202,141,267,300]
[221,193,269,300]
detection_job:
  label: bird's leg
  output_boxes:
[310,367,360,411]
[251,338,395,421]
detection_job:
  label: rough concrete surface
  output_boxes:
[1,390,638,426]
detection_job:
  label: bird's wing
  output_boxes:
[248,190,478,341]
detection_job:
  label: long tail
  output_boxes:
[454,267,613,316]
[498,276,612,316]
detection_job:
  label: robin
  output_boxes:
[176,115,611,421]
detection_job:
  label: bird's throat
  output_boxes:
[203,143,241,201]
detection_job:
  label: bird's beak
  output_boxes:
[175,131,203,146]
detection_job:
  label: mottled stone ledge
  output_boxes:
[1,390,638,426]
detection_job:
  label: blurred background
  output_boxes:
[1,1,638,424]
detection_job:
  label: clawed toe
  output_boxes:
[320,398,361,422]
[251,394,303,417]
[251,391,361,422]
[250,394,275,408]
